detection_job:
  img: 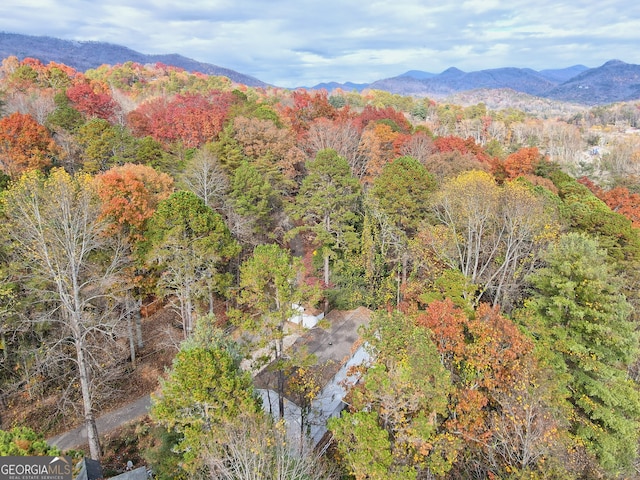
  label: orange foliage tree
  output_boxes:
[95,163,174,242]
[503,146,544,179]
[601,187,640,228]
[358,123,400,184]
[0,112,59,178]
[579,177,640,229]
[231,115,305,180]
[416,299,562,476]
[1,57,76,91]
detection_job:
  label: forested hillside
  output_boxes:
[0,32,268,87]
[2,55,640,479]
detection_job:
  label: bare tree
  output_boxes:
[398,131,436,165]
[487,119,507,144]
[109,86,137,127]
[602,136,640,179]
[51,129,84,174]
[456,118,484,145]
[203,413,337,480]
[429,171,556,310]
[4,90,56,124]
[542,119,583,166]
[304,118,364,178]
[488,384,558,473]
[510,119,543,148]
[1,168,130,459]
[180,147,229,209]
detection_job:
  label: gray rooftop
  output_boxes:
[254,307,372,392]
[290,307,371,365]
[108,467,148,480]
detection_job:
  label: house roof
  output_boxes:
[254,307,372,394]
[292,306,371,366]
[74,458,103,480]
[108,467,148,480]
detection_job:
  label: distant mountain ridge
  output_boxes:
[302,81,370,92]
[317,62,640,105]
[544,60,640,104]
[2,32,639,105]
[367,66,558,97]
[0,32,268,87]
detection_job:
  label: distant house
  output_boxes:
[254,307,372,446]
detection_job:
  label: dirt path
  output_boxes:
[47,395,152,452]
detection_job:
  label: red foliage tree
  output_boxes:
[66,80,117,121]
[577,176,603,196]
[352,105,412,134]
[0,112,59,178]
[281,90,340,136]
[127,92,234,148]
[434,135,492,163]
[434,135,468,154]
[153,62,185,74]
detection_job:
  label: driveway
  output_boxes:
[47,395,152,451]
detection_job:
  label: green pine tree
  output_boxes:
[524,232,640,474]
[289,148,361,285]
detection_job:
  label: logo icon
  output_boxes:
[0,456,72,480]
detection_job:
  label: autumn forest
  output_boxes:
[2,55,640,479]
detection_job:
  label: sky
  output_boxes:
[1,0,639,88]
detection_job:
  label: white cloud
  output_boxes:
[0,0,638,87]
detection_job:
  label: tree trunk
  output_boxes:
[208,290,215,316]
[277,333,285,419]
[402,254,408,285]
[1,331,7,362]
[265,388,273,416]
[75,335,102,459]
[323,253,330,286]
[134,298,143,349]
[277,368,285,420]
[184,295,193,339]
[300,404,306,451]
[127,313,136,369]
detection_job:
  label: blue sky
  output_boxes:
[1,0,639,87]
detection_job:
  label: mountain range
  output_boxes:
[354,60,640,104]
[0,32,267,87]
[2,32,640,105]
